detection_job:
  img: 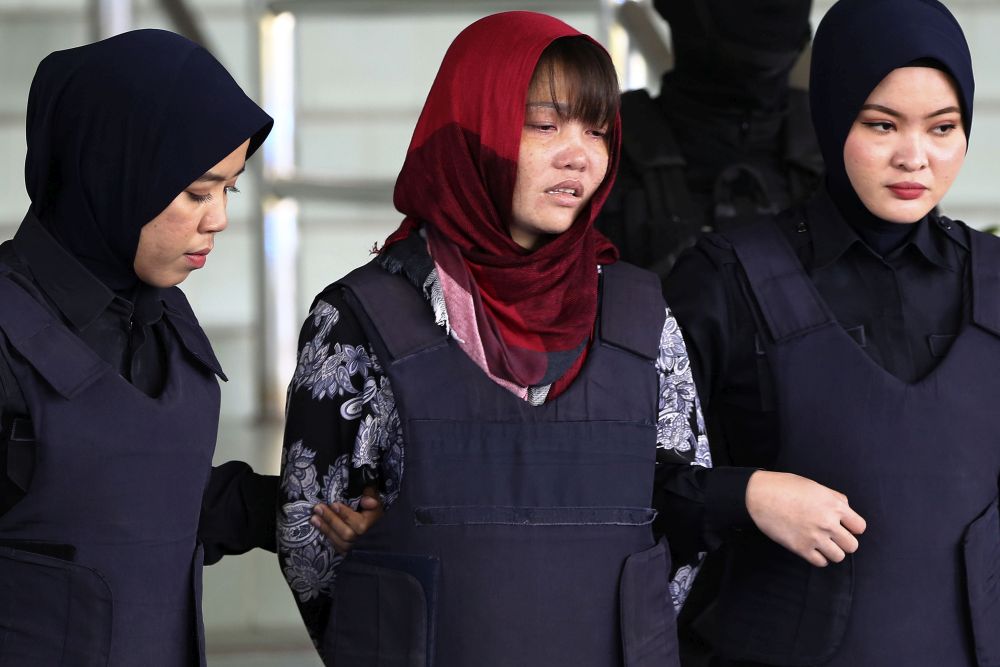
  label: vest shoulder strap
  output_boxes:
[969,226,1000,337]
[599,262,665,361]
[336,260,446,364]
[340,260,665,364]
[722,219,833,343]
[0,271,108,400]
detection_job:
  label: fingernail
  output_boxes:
[310,517,320,527]
[313,505,323,516]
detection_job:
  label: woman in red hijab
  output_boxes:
[278,12,707,666]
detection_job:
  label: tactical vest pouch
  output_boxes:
[5,417,35,494]
[717,532,852,665]
[963,497,1000,667]
[619,538,680,667]
[0,545,112,666]
[325,551,438,667]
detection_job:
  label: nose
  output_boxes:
[893,131,928,172]
[553,134,588,172]
[200,195,229,234]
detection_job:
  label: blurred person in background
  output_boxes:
[597,0,823,280]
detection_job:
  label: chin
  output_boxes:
[867,200,936,224]
[152,273,188,289]
[541,216,578,236]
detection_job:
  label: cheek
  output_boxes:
[513,147,542,200]
[135,222,167,266]
[133,226,157,275]
[516,145,542,179]
[137,214,188,259]
[843,135,880,188]
[586,144,610,195]
[594,144,610,179]
[936,143,967,182]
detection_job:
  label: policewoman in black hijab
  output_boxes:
[0,30,277,665]
[662,0,1000,665]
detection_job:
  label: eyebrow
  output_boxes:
[526,101,565,112]
[861,104,961,119]
[195,164,246,183]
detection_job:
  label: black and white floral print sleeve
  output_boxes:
[655,306,712,610]
[277,288,404,646]
[656,307,711,468]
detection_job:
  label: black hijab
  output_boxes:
[810,0,973,245]
[24,29,273,291]
[654,0,812,111]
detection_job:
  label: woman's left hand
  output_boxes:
[310,486,384,554]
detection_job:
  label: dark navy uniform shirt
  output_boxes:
[0,217,277,564]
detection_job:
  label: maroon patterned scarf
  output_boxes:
[382,11,620,402]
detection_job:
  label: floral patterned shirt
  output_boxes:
[278,274,711,644]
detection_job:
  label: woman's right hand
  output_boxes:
[745,470,867,567]
[311,486,385,554]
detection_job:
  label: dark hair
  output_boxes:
[530,36,620,133]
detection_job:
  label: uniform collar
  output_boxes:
[12,213,166,330]
[806,190,963,273]
[13,212,117,330]
[160,286,227,381]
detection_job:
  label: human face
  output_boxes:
[133,139,250,287]
[843,66,966,223]
[508,70,610,251]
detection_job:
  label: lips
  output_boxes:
[887,182,927,201]
[545,180,584,206]
[185,248,211,269]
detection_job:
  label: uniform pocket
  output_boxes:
[619,538,679,667]
[0,546,112,666]
[928,333,957,358]
[324,552,438,667]
[963,497,1000,667]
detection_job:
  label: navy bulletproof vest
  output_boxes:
[0,270,223,666]
[324,260,678,667]
[716,219,1000,667]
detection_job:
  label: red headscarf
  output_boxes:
[384,11,620,401]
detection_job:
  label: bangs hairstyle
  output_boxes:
[531,36,620,133]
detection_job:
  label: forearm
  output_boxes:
[199,462,279,565]
[655,461,756,558]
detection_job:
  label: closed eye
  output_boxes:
[186,191,213,204]
[187,186,239,204]
[861,121,895,133]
